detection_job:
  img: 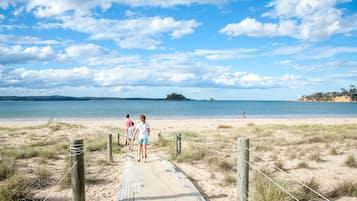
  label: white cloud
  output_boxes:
[2,0,229,18]
[220,0,357,41]
[277,59,357,72]
[0,45,56,65]
[41,16,200,49]
[0,34,59,45]
[0,14,4,20]
[193,48,256,60]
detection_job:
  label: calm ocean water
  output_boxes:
[0,100,357,120]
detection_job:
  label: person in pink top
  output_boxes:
[124,114,132,146]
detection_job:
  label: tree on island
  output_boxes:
[165,93,187,101]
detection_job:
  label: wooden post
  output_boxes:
[178,133,182,154]
[116,133,120,145]
[237,138,249,201]
[176,134,179,156]
[108,134,113,162]
[176,133,182,156]
[70,139,85,201]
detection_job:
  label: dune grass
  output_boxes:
[217,124,232,129]
[328,182,357,198]
[295,178,321,201]
[252,170,293,201]
[32,166,52,188]
[345,155,357,168]
[0,175,33,201]
[0,157,16,181]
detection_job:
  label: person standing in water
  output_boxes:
[124,114,132,146]
[134,114,150,163]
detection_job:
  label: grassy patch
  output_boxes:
[309,152,322,162]
[252,171,292,201]
[222,174,236,186]
[217,124,232,129]
[296,178,321,201]
[0,157,16,181]
[176,146,206,163]
[345,155,357,168]
[218,160,234,172]
[32,166,52,188]
[273,161,285,171]
[85,140,107,152]
[329,147,338,155]
[328,182,357,198]
[296,162,309,169]
[0,175,33,201]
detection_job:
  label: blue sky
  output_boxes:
[0,0,356,100]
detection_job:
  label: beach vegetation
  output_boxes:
[296,178,321,201]
[273,160,285,171]
[60,155,72,189]
[0,157,16,181]
[328,182,357,198]
[218,160,234,172]
[222,173,236,186]
[252,170,292,201]
[309,152,322,162]
[345,155,357,168]
[329,147,339,155]
[296,161,310,169]
[0,175,33,201]
[85,140,107,152]
[32,166,52,188]
[176,145,206,163]
[217,124,232,129]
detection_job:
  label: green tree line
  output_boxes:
[300,85,357,101]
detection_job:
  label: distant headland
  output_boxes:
[0,93,191,101]
[300,85,357,102]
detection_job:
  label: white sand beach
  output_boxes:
[0,118,357,201]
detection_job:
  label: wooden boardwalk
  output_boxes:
[116,154,206,201]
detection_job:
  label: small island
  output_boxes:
[165,93,188,101]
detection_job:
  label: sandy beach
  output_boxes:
[1,118,357,201]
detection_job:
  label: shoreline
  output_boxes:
[1,116,357,121]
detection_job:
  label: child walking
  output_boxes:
[127,122,135,151]
[134,114,150,163]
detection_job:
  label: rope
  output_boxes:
[247,148,331,201]
[43,160,77,201]
[245,160,300,201]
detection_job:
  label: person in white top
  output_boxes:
[127,122,135,151]
[134,114,150,162]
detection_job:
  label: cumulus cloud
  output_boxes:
[0,34,58,45]
[1,0,229,18]
[220,0,357,41]
[0,45,56,65]
[0,14,4,20]
[0,62,304,90]
[41,16,200,49]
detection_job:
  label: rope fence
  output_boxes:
[158,133,331,201]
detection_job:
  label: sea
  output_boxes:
[0,100,357,120]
